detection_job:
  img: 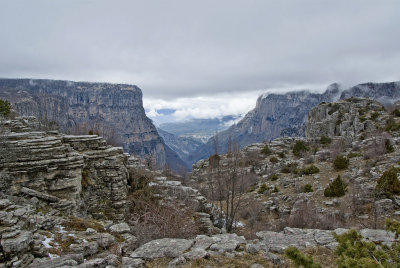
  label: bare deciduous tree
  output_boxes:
[206,137,256,232]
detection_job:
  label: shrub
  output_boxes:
[333,155,349,170]
[386,218,400,238]
[370,111,380,120]
[64,217,105,232]
[269,174,279,181]
[293,141,310,157]
[303,184,314,193]
[392,109,400,117]
[320,136,332,145]
[261,144,272,155]
[281,162,299,174]
[0,99,11,117]
[385,139,394,153]
[302,165,320,175]
[272,186,279,193]
[81,170,94,189]
[328,103,340,115]
[269,156,279,163]
[128,168,154,191]
[334,229,398,267]
[258,183,268,194]
[324,175,347,197]
[278,151,286,158]
[285,246,321,268]
[347,152,361,158]
[385,117,400,132]
[376,167,400,198]
[130,200,199,245]
[208,154,220,168]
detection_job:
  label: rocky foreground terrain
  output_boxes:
[1,96,400,267]
[191,98,400,233]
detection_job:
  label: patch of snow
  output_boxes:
[148,182,158,186]
[42,236,54,249]
[49,253,59,259]
[234,221,246,228]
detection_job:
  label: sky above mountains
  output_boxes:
[1,0,399,123]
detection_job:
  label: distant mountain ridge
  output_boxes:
[157,128,204,168]
[340,81,400,104]
[186,81,400,168]
[0,78,187,172]
[159,115,241,143]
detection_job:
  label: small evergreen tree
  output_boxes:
[258,183,268,194]
[278,151,286,158]
[0,99,11,117]
[303,184,314,193]
[324,175,347,197]
[293,141,310,157]
[269,156,279,163]
[269,174,279,181]
[333,155,349,170]
[302,165,320,175]
[261,144,272,155]
[320,136,332,145]
[334,229,389,267]
[285,246,321,268]
[376,167,400,198]
[385,139,394,153]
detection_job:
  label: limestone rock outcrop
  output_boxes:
[0,116,129,219]
[306,98,387,143]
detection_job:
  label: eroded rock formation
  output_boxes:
[0,78,186,172]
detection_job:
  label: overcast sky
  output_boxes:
[1,0,400,123]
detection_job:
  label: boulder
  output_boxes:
[130,238,194,260]
[109,222,131,234]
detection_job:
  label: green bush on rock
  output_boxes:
[261,144,272,155]
[293,141,310,157]
[324,175,347,197]
[285,246,321,268]
[333,155,349,170]
[0,98,11,117]
[376,167,400,198]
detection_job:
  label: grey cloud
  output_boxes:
[0,0,399,100]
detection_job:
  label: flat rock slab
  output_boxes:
[209,233,246,253]
[130,238,194,260]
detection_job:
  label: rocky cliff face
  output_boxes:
[187,84,341,166]
[0,78,186,172]
[306,98,387,143]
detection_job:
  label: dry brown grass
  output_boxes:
[303,247,336,268]
[64,216,105,233]
[147,253,276,268]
